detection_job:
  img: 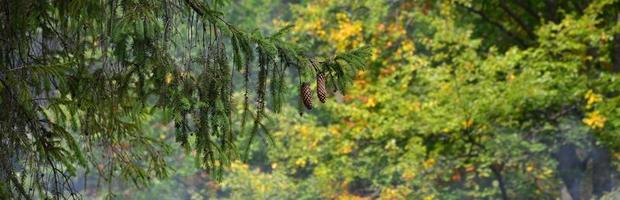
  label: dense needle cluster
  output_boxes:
[0,0,369,199]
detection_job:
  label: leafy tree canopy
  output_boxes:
[206,0,620,199]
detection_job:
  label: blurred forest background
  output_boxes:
[2,0,620,199]
[83,0,620,199]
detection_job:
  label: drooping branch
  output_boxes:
[183,0,205,16]
[0,0,371,199]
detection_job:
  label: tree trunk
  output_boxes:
[556,144,586,200]
[590,146,612,197]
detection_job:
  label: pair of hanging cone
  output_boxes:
[301,73,327,110]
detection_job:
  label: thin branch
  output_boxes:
[499,2,536,40]
[510,0,541,19]
[183,0,235,30]
[544,0,560,23]
[182,0,205,16]
[569,0,583,14]
[456,3,527,47]
[9,171,32,200]
[491,163,509,200]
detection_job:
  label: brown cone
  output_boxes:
[316,73,327,103]
[301,82,313,110]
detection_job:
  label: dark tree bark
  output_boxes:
[590,147,612,197]
[544,0,560,23]
[556,144,586,200]
[491,163,509,200]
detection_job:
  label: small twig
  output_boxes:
[499,2,536,40]
[456,3,527,47]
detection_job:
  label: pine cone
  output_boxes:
[316,72,327,103]
[301,82,313,110]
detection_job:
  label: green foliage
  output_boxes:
[0,0,368,199]
[186,0,620,199]
[3,0,620,199]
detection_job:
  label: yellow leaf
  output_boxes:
[401,170,416,181]
[295,158,307,167]
[462,118,474,128]
[340,144,353,154]
[583,111,606,129]
[584,89,603,108]
[526,164,534,173]
[329,127,341,135]
[164,72,173,85]
[365,96,377,108]
[423,158,436,169]
[506,73,516,81]
[423,194,435,200]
